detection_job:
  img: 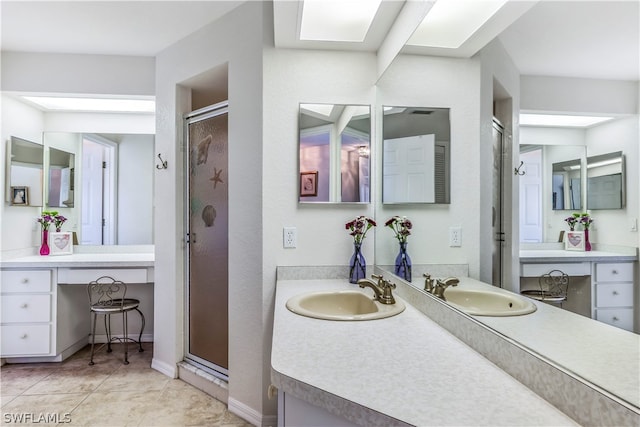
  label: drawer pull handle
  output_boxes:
[21,278,29,283]
[612,317,619,322]
[20,303,28,308]
[611,270,618,274]
[612,291,619,296]
[20,334,28,339]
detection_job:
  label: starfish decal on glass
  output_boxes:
[210,168,224,189]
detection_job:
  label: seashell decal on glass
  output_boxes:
[202,204,216,227]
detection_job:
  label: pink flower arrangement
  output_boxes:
[37,211,67,232]
[345,216,376,245]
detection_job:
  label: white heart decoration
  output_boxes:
[54,235,69,250]
[568,234,582,247]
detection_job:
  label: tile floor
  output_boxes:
[1,343,252,426]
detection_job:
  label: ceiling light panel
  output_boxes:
[520,114,614,128]
[300,0,382,42]
[409,0,508,48]
[22,96,155,113]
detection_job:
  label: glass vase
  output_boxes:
[584,229,592,251]
[349,243,366,284]
[40,230,50,256]
[394,241,412,282]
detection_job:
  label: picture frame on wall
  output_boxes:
[565,231,585,251]
[49,232,73,256]
[300,171,318,197]
[11,186,28,205]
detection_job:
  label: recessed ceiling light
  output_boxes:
[21,96,155,113]
[300,0,382,42]
[520,114,614,128]
[408,0,508,48]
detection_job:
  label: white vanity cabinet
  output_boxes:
[593,262,635,331]
[1,253,154,362]
[1,269,55,357]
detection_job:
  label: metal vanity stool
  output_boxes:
[87,276,145,365]
[521,269,569,307]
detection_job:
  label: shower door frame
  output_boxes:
[183,101,229,380]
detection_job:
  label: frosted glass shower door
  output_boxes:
[185,102,229,378]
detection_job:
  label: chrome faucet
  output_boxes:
[357,274,397,305]
[431,277,459,300]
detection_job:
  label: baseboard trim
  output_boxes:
[151,357,177,378]
[229,397,277,427]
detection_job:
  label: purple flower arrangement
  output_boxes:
[345,216,376,245]
[385,216,412,243]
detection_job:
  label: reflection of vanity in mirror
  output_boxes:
[5,136,44,207]
[382,106,450,204]
[298,104,370,203]
[43,132,154,245]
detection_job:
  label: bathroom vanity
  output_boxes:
[0,251,154,362]
[271,278,577,427]
[519,247,638,331]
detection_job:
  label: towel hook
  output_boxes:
[514,161,525,176]
[156,153,168,170]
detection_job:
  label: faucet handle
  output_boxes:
[423,273,434,292]
[381,278,396,289]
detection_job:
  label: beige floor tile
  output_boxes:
[96,367,170,393]
[22,367,110,395]
[0,366,52,396]
[65,390,163,427]
[1,393,86,427]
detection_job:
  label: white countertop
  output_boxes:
[447,277,640,409]
[520,249,637,263]
[0,252,154,268]
[271,279,577,427]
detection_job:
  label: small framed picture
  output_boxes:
[300,171,318,197]
[11,186,28,205]
[565,231,585,251]
[49,232,73,256]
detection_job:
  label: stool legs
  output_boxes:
[88,309,145,365]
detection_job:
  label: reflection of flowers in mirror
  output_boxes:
[385,216,412,243]
[37,211,67,231]
[565,212,593,231]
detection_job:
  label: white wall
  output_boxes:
[1,95,45,253]
[154,2,267,422]
[118,134,154,244]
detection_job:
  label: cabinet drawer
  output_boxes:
[1,295,52,323]
[57,268,150,284]
[520,263,590,277]
[0,270,52,293]
[1,324,51,356]
[595,283,634,308]
[595,308,634,332]
[596,263,634,282]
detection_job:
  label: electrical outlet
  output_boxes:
[283,227,297,248]
[449,226,462,247]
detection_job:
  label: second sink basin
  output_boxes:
[286,290,405,321]
[443,288,537,316]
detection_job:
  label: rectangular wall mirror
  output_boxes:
[551,158,581,210]
[382,106,450,204]
[47,147,75,208]
[5,136,44,207]
[587,151,625,209]
[298,103,371,203]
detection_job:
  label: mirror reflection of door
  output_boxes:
[519,147,543,243]
[81,136,115,245]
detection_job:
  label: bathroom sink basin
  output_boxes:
[443,288,537,317]
[286,290,405,321]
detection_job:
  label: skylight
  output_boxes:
[300,0,382,42]
[520,113,614,128]
[22,96,156,113]
[408,0,509,48]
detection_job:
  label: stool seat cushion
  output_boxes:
[91,298,140,313]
